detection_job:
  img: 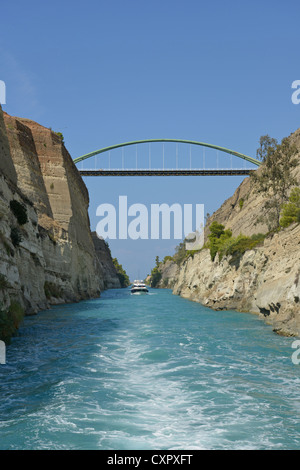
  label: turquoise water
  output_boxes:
[0,288,299,450]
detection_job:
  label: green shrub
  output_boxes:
[163,255,174,263]
[280,206,300,228]
[215,230,233,261]
[55,132,64,143]
[185,249,200,259]
[112,259,130,288]
[10,200,28,225]
[209,221,227,239]
[167,239,204,266]
[208,221,266,263]
[280,187,300,228]
[150,267,162,287]
[222,233,265,264]
[226,235,259,257]
[250,233,266,242]
[239,198,244,210]
[208,222,232,261]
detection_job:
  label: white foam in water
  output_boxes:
[0,289,299,450]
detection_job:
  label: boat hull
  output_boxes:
[131,288,148,294]
[131,280,149,294]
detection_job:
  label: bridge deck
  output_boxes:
[79,168,254,176]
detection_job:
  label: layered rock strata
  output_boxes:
[91,232,121,289]
[173,223,300,337]
[0,107,119,328]
[156,128,300,337]
[155,259,179,289]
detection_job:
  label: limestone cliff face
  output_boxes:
[204,175,268,239]
[4,112,105,303]
[0,107,45,315]
[204,132,300,240]
[91,232,121,289]
[0,107,119,328]
[155,259,179,289]
[173,223,300,337]
[160,128,300,337]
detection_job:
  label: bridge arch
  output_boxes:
[73,139,261,167]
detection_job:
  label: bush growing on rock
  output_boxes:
[208,221,266,263]
[208,222,232,261]
[150,267,162,287]
[112,258,130,288]
[280,187,300,228]
[225,234,265,264]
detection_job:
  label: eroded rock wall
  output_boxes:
[170,128,300,337]
[91,232,121,289]
[155,259,179,289]
[0,107,119,327]
[173,223,300,336]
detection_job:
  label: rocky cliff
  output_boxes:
[154,259,179,289]
[204,129,300,240]
[0,107,120,342]
[155,128,300,337]
[91,232,121,289]
[173,223,300,337]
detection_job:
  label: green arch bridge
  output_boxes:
[73,139,260,176]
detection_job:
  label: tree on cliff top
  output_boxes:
[251,135,299,230]
[256,134,278,162]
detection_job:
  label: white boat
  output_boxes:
[131,280,149,294]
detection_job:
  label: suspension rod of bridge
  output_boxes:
[73,139,261,167]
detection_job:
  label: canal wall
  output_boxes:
[154,128,300,337]
[172,223,300,337]
[0,106,119,341]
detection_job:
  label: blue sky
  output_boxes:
[1,0,300,280]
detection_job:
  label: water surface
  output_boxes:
[0,288,299,449]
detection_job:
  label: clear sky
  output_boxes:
[1,0,300,280]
